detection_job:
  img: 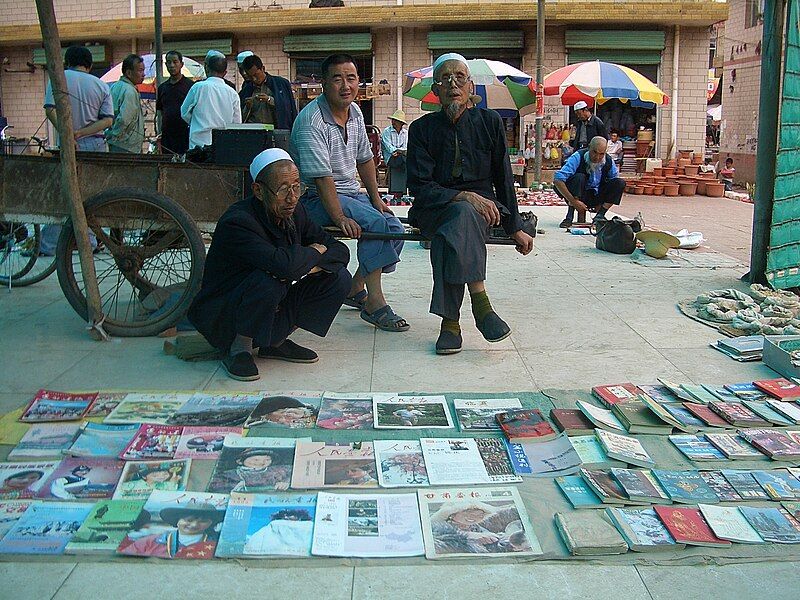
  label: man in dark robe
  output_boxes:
[407,53,534,355]
[188,148,351,380]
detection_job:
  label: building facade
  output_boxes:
[0,0,725,161]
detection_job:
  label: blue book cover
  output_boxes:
[504,441,533,475]
[0,501,93,554]
[68,423,140,458]
[723,383,768,400]
[739,506,800,543]
[555,475,603,508]
[651,470,719,504]
[661,404,706,429]
[751,470,800,501]
[668,435,726,461]
[216,492,316,557]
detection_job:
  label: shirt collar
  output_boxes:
[317,94,358,127]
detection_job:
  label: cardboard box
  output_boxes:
[762,335,800,380]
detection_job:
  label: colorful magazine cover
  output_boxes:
[372,395,454,429]
[84,392,127,418]
[36,457,124,500]
[420,438,521,485]
[216,492,317,558]
[374,440,429,487]
[174,427,241,460]
[0,462,59,499]
[506,435,583,478]
[243,393,321,429]
[104,393,192,425]
[113,459,191,500]
[67,423,139,458]
[19,389,97,423]
[417,487,542,559]
[453,398,523,431]
[7,423,81,459]
[0,501,94,554]
[0,500,34,540]
[168,392,264,427]
[311,492,424,558]
[315,393,374,430]
[120,424,182,461]
[117,490,229,559]
[208,437,303,494]
[65,499,148,554]
[291,442,378,489]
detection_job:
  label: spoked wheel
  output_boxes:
[0,222,57,286]
[56,187,206,337]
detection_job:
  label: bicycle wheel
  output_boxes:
[0,222,49,286]
[56,187,206,337]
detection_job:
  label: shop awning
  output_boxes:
[33,45,106,65]
[566,30,665,65]
[427,31,524,52]
[161,38,232,58]
[283,33,373,55]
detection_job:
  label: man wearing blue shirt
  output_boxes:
[554,136,625,227]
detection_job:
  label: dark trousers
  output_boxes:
[561,173,625,219]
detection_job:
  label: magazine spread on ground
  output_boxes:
[36,458,124,500]
[174,427,242,460]
[417,487,542,559]
[208,437,305,494]
[120,424,182,461]
[20,390,97,423]
[168,392,264,427]
[505,434,582,477]
[0,501,94,554]
[420,438,521,485]
[374,440,430,488]
[8,423,81,459]
[243,393,322,429]
[85,393,127,418]
[117,490,229,559]
[104,393,193,425]
[311,492,424,557]
[316,393,374,430]
[453,398,523,432]
[113,459,192,500]
[0,462,59,499]
[0,500,33,539]
[67,423,139,458]
[65,499,148,554]
[373,395,454,429]
[216,492,317,558]
[291,442,378,489]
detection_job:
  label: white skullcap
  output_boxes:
[237,51,254,64]
[432,53,469,76]
[250,148,294,181]
[573,100,589,111]
[206,50,225,60]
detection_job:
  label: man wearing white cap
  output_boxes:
[237,51,255,112]
[407,53,534,355]
[181,52,241,149]
[187,148,351,380]
[570,100,607,151]
[381,109,409,197]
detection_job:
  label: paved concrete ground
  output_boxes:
[1,200,796,600]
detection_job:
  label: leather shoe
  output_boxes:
[435,329,463,355]
[222,352,260,381]
[258,339,319,363]
[476,311,511,342]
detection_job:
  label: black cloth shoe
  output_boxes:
[559,218,573,228]
[476,311,511,343]
[435,330,463,355]
[222,352,259,381]
[258,339,319,363]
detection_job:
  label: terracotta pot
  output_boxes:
[663,183,680,196]
[642,185,654,195]
[695,180,708,195]
[667,159,677,168]
[679,149,692,159]
[679,181,698,196]
[683,164,699,176]
[652,185,664,196]
[633,185,644,195]
[678,158,691,167]
[661,167,674,176]
[652,167,663,177]
[701,172,716,179]
[692,154,704,165]
[705,182,725,197]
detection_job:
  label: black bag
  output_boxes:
[309,0,344,6]
[592,216,641,254]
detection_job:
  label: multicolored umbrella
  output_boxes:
[543,61,669,107]
[101,54,206,98]
[404,59,538,116]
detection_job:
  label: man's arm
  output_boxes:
[553,152,588,212]
[356,159,389,212]
[231,89,242,124]
[489,112,524,235]
[314,176,361,238]
[381,127,397,161]
[180,86,197,125]
[75,117,113,140]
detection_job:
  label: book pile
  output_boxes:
[711,336,764,362]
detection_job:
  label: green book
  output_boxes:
[611,401,673,435]
[65,500,146,555]
[680,385,719,405]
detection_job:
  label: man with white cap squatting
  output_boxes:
[381,109,409,198]
[290,54,409,333]
[187,149,352,381]
[407,53,534,355]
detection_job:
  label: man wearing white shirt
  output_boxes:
[181,52,241,149]
[381,109,409,197]
[606,130,623,167]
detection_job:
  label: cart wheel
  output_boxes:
[0,222,57,286]
[55,187,206,337]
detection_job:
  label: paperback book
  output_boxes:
[668,434,726,461]
[659,403,706,433]
[0,462,58,499]
[417,487,541,559]
[0,501,93,554]
[505,434,582,477]
[653,506,731,547]
[0,500,33,539]
[374,440,429,488]
[555,511,628,555]
[611,401,673,435]
[315,393,374,430]
[555,475,604,509]
[36,457,124,500]
[550,408,596,436]
[291,441,377,489]
[705,432,766,460]
[657,380,696,403]
[703,385,742,403]
[8,423,81,459]
[697,503,764,543]
[210,437,303,493]
[216,492,317,558]
[576,401,625,432]
[454,398,522,432]
[604,506,682,552]
[579,469,630,504]
[173,427,242,460]
[67,423,139,458]
[113,459,191,500]
[84,392,126,418]
[117,490,229,559]
[738,429,800,460]
[698,471,742,502]
[312,492,424,557]
[168,392,263,427]
[569,435,623,468]
[714,335,765,358]
[741,400,794,426]
[724,382,769,401]
[720,470,771,500]
[682,403,732,429]
[709,402,769,428]
[753,378,800,400]
[739,506,800,543]
[19,390,97,423]
[650,470,720,504]
[637,395,693,433]
[243,393,321,429]
[766,399,800,424]
[591,384,640,407]
[637,384,679,404]
[421,437,521,485]
[679,385,720,405]
[595,429,654,468]
[372,395,453,429]
[104,393,192,425]
[751,470,800,501]
[65,499,147,554]
[120,424,182,461]
[495,408,557,442]
[610,468,670,504]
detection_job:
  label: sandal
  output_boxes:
[361,305,410,332]
[343,289,368,310]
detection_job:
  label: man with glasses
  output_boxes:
[407,53,534,355]
[188,148,352,381]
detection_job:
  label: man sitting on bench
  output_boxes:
[554,136,626,228]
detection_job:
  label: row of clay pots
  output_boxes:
[626,175,725,197]
[652,165,713,177]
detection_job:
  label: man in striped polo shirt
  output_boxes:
[290,54,409,333]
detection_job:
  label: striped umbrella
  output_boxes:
[102,54,206,98]
[543,61,669,107]
[404,59,537,116]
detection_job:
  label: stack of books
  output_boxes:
[711,336,764,362]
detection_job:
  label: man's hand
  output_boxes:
[571,198,589,213]
[459,192,501,226]
[308,266,323,274]
[309,243,327,254]
[372,197,394,215]
[337,216,362,238]
[512,230,534,256]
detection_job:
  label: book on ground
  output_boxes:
[705,432,767,460]
[660,403,706,433]
[372,395,454,429]
[724,382,769,401]
[113,459,191,500]
[496,409,557,442]
[65,499,147,555]
[8,423,81,459]
[67,423,139,458]
[168,392,263,427]
[173,426,242,460]
[680,385,720,405]
[605,506,683,552]
[0,501,94,554]
[315,393,374,430]
[36,457,124,500]
[611,401,673,435]
[653,505,731,547]
[637,395,691,433]
[421,438,521,485]
[210,437,304,493]
[453,398,522,432]
[698,503,764,543]
[550,409,596,436]
[20,390,97,423]
[291,441,377,489]
[104,393,192,425]
[657,380,696,403]
[591,384,640,408]
[119,424,181,461]
[766,399,800,424]
[682,403,733,429]
[555,475,604,509]
[611,468,671,504]
[720,470,771,500]
[739,429,800,460]
[84,393,126,418]
[703,385,742,403]
[0,462,59,500]
[0,500,33,540]
[637,385,679,404]
[753,378,800,401]
[580,469,629,504]
[243,393,321,429]
[698,471,743,502]
[751,470,800,501]
[739,506,800,543]
[505,434,582,477]
[651,470,719,504]
[569,435,624,468]
[668,434,726,461]
[374,440,429,488]
[595,429,654,468]
[709,401,769,428]
[741,400,794,426]
[554,511,628,555]
[576,401,625,432]
[716,335,765,356]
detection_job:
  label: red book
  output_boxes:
[550,409,596,436]
[591,384,641,408]
[496,409,557,442]
[753,378,800,400]
[20,389,98,423]
[653,506,731,547]
[708,401,769,428]
[682,403,731,428]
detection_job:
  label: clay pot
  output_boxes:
[705,182,725,197]
[652,167,663,177]
[700,171,716,179]
[652,185,664,196]
[692,154,704,165]
[678,158,691,168]
[695,179,708,195]
[633,185,644,195]
[679,181,698,196]
[683,164,700,176]
[661,167,675,176]
[642,185,654,195]
[679,149,692,159]
[663,183,680,196]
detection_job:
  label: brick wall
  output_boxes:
[400,27,432,125]
[0,46,48,142]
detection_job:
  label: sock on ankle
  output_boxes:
[441,317,461,336]
[230,334,253,356]
[470,290,493,323]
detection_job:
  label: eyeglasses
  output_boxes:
[433,73,471,88]
[268,182,307,200]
